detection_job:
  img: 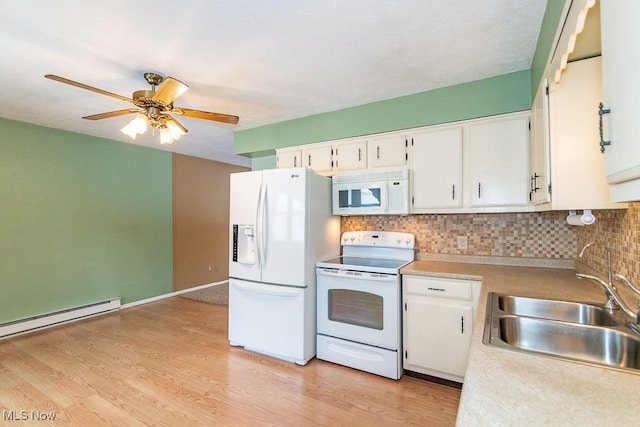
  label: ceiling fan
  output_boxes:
[45,72,239,145]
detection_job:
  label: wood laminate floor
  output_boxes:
[0,297,460,426]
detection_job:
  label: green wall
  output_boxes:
[235,70,532,156]
[0,118,173,323]
[237,1,570,161]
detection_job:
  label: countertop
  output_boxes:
[401,260,640,426]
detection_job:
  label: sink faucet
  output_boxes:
[576,272,637,317]
[614,274,640,328]
[577,242,617,310]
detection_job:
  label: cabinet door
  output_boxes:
[404,297,472,378]
[601,1,640,195]
[529,79,551,205]
[368,134,407,168]
[411,127,462,209]
[334,139,367,171]
[468,115,529,207]
[301,144,333,173]
[276,149,302,168]
[549,57,622,210]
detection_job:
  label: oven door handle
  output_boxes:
[316,268,397,282]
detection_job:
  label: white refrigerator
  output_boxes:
[228,168,340,365]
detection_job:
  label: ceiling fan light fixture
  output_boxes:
[160,118,185,145]
[121,113,148,139]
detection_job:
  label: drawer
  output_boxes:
[403,275,474,301]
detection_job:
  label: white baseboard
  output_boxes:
[1,298,121,340]
[121,280,229,309]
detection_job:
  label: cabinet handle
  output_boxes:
[461,316,464,334]
[358,148,361,162]
[294,156,297,167]
[308,154,311,167]
[452,184,455,200]
[376,146,380,159]
[531,173,540,192]
[478,183,482,199]
[598,102,611,153]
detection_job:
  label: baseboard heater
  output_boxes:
[0,298,121,339]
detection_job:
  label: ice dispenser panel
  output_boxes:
[232,224,256,264]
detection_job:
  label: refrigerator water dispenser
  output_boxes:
[232,224,256,264]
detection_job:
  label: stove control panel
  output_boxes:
[341,231,415,249]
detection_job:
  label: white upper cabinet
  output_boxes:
[301,144,333,173]
[367,133,408,169]
[411,126,463,210]
[529,79,551,205]
[334,139,367,171]
[276,148,302,168]
[468,113,530,207]
[547,57,624,210]
[601,0,640,201]
[276,143,332,174]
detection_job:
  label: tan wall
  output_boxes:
[173,154,249,291]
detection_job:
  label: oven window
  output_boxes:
[337,188,382,209]
[328,289,383,330]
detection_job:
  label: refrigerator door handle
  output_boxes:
[256,182,267,269]
[255,182,263,269]
[260,185,268,268]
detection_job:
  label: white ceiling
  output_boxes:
[0,0,547,167]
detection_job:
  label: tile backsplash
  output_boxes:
[341,202,640,287]
[576,203,640,288]
[341,211,576,258]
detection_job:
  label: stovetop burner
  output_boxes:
[316,231,416,275]
[316,256,410,274]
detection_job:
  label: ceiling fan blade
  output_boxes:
[152,77,188,106]
[172,107,239,124]
[45,74,134,103]
[82,109,140,120]
[167,115,188,133]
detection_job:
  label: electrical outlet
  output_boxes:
[457,236,468,250]
[208,265,213,272]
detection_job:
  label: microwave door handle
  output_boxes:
[382,182,389,213]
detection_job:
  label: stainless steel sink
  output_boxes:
[484,293,640,374]
[497,315,640,369]
[497,294,619,326]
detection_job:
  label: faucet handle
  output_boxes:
[615,274,640,296]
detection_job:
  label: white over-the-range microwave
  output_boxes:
[332,169,409,215]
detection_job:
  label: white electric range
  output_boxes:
[315,231,415,379]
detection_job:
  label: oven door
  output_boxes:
[317,268,400,350]
[332,181,388,215]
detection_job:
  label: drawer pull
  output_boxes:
[461,316,464,334]
[427,287,446,292]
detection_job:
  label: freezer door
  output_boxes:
[229,170,263,282]
[261,168,308,286]
[228,278,307,363]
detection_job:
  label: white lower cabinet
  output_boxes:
[402,275,480,383]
